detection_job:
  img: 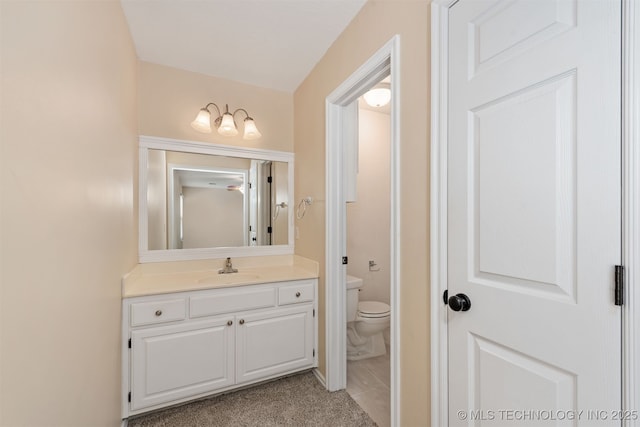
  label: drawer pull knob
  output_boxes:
[296,292,301,297]
[239,319,245,325]
[227,320,233,326]
[155,310,162,316]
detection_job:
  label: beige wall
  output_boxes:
[148,149,168,250]
[347,107,392,305]
[272,161,289,245]
[1,1,138,426]
[138,61,294,152]
[182,187,245,248]
[294,1,431,424]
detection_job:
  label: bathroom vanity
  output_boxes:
[122,137,317,419]
[121,257,318,418]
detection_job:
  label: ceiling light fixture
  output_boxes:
[191,103,262,140]
[363,83,391,108]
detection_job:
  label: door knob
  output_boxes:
[448,293,471,312]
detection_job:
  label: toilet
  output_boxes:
[346,275,391,361]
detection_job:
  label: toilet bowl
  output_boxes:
[346,275,390,361]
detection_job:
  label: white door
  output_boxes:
[448,0,621,425]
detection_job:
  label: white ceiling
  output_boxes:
[176,168,245,190]
[120,0,367,93]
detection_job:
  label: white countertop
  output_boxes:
[122,255,319,298]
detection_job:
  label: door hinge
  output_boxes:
[128,392,131,403]
[313,308,315,317]
[267,226,272,234]
[128,338,131,349]
[342,256,348,265]
[267,176,273,183]
[615,265,624,306]
[313,348,315,357]
[443,290,448,305]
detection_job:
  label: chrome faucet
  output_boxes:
[218,257,238,274]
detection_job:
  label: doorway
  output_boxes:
[343,78,392,427]
[325,35,400,427]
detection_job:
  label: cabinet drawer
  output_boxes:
[278,282,314,305]
[190,287,276,318]
[131,299,186,327]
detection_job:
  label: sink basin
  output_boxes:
[197,273,261,285]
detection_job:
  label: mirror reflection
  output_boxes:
[147,149,289,250]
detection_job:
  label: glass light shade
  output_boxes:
[363,87,391,107]
[243,117,262,140]
[217,113,238,136]
[191,108,212,133]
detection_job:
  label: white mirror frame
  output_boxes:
[138,135,295,263]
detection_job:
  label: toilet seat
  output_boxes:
[357,301,390,318]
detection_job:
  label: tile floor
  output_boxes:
[346,347,390,427]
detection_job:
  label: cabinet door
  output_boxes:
[130,317,234,411]
[236,305,314,384]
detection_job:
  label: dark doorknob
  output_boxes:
[448,293,471,312]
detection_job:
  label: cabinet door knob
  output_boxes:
[155,310,162,316]
[239,319,245,325]
[227,320,233,326]
[295,292,301,297]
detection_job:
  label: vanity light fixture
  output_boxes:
[191,103,262,140]
[363,83,391,108]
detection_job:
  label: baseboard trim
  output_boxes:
[313,368,326,388]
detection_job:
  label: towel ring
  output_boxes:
[296,197,313,220]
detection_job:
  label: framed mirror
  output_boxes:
[139,136,294,262]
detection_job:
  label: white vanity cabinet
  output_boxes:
[122,279,317,418]
[130,316,235,411]
[236,304,314,384]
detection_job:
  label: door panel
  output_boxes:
[130,318,234,411]
[469,334,577,419]
[448,0,621,424]
[236,305,314,384]
[470,0,576,77]
[473,71,577,301]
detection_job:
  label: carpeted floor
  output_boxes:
[128,371,378,427]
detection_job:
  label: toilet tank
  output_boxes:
[346,275,363,322]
